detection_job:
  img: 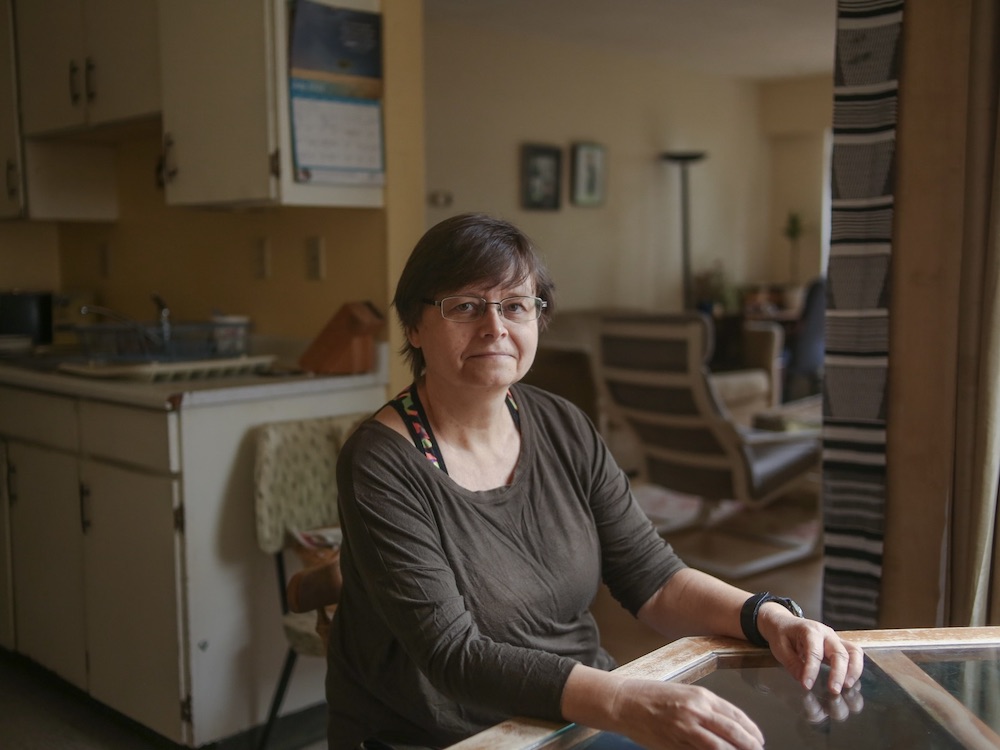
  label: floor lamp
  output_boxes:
[661,151,707,310]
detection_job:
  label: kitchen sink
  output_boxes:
[55,354,276,382]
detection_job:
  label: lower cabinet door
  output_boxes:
[81,459,188,744]
[8,442,87,688]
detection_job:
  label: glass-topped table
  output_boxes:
[448,627,1000,750]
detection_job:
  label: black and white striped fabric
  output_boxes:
[822,0,904,629]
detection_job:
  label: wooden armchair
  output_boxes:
[598,312,821,578]
[526,309,784,477]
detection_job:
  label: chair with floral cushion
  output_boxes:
[253,412,368,750]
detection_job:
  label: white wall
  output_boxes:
[760,74,834,286]
[424,20,774,312]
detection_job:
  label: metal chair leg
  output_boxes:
[257,647,298,750]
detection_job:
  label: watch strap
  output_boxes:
[740,592,803,647]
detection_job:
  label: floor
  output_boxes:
[0,501,822,750]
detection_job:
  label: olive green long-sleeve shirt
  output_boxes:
[326,384,685,749]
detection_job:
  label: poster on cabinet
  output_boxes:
[288,0,385,186]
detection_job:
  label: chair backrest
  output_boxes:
[598,312,753,503]
[522,347,600,425]
[254,413,368,555]
[786,276,826,376]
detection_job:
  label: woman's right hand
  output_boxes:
[612,678,764,750]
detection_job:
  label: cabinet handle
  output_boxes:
[85,57,96,102]
[5,159,18,199]
[156,133,179,187]
[79,482,92,532]
[68,60,81,105]
[6,463,15,504]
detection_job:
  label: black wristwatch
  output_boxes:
[740,592,804,647]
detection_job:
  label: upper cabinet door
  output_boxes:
[16,0,159,136]
[81,0,160,126]
[14,0,86,135]
[157,0,277,205]
[158,0,384,208]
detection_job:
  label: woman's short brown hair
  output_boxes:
[392,213,556,379]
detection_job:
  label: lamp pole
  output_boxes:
[662,151,706,310]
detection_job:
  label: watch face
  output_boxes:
[784,598,804,618]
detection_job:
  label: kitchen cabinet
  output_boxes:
[7,441,88,688]
[0,442,12,650]
[0,353,389,746]
[81,458,184,742]
[15,0,160,137]
[1,388,183,740]
[157,0,383,208]
[0,0,21,217]
[0,0,119,221]
[0,387,187,741]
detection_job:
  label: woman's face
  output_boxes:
[408,278,539,392]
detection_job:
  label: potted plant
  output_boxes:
[782,212,805,313]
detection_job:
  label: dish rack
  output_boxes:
[74,320,251,361]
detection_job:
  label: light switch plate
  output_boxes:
[306,236,325,280]
[255,237,272,280]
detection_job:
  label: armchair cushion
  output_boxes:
[710,368,772,426]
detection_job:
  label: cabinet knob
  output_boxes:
[68,60,81,105]
[85,57,97,102]
[5,159,18,200]
[79,482,92,532]
[6,463,15,504]
[157,134,179,187]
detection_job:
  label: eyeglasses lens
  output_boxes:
[439,296,542,322]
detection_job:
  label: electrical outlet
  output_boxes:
[255,237,272,280]
[98,243,111,279]
[305,236,326,280]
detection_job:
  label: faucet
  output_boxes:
[79,304,162,354]
[151,293,171,344]
[78,295,172,358]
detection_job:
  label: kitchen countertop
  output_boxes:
[0,343,390,410]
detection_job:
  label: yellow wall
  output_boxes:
[57,136,388,341]
[382,0,427,391]
[760,74,834,285]
[52,0,426,381]
[0,222,60,290]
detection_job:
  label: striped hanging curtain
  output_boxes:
[822,0,904,630]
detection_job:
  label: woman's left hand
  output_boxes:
[757,603,864,694]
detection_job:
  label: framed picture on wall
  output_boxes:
[521,144,562,210]
[571,142,606,206]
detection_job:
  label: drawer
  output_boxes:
[79,401,179,474]
[0,387,78,451]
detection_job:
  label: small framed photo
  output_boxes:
[571,142,606,207]
[521,144,562,210]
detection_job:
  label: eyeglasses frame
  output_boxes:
[423,295,548,323]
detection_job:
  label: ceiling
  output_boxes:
[423,0,838,80]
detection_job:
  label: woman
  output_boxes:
[326,213,863,750]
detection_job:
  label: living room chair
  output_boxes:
[598,312,822,578]
[253,412,367,750]
[529,309,784,478]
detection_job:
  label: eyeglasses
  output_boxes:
[423,295,548,323]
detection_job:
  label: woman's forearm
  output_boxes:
[636,567,753,641]
[561,661,766,750]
